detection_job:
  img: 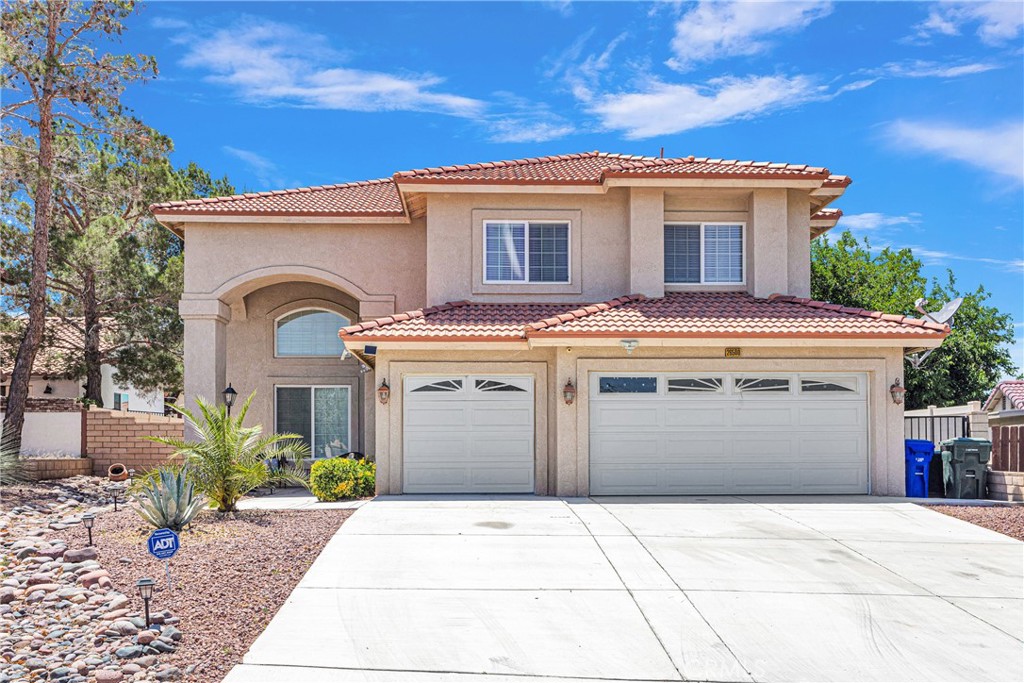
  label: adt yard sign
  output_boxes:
[147,528,179,560]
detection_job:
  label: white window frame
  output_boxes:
[273,384,352,459]
[664,222,746,285]
[482,220,572,285]
[273,307,351,359]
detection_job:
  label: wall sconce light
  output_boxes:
[619,339,639,355]
[889,378,906,405]
[222,383,238,417]
[563,379,576,405]
[377,380,391,405]
[43,384,53,394]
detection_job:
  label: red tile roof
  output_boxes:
[340,292,947,343]
[150,178,404,217]
[396,151,849,186]
[984,380,1024,412]
[152,151,849,217]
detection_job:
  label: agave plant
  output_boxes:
[0,432,28,486]
[134,466,207,531]
[146,392,309,512]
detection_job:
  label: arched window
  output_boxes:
[275,309,349,357]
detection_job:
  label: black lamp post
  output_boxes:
[136,578,155,628]
[222,383,238,417]
[81,513,95,546]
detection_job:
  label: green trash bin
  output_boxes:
[939,438,992,499]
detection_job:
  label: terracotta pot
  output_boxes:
[107,463,128,482]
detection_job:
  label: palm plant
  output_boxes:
[0,433,28,486]
[134,466,206,531]
[147,392,309,512]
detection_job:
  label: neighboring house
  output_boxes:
[152,151,947,497]
[984,380,1024,427]
[0,318,164,414]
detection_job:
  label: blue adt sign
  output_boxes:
[147,528,180,560]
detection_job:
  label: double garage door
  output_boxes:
[402,372,868,495]
[590,372,869,495]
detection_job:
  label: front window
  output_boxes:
[275,309,349,357]
[665,223,744,284]
[275,386,350,458]
[484,221,569,283]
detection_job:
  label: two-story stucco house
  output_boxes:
[152,151,947,497]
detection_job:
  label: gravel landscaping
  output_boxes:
[1,478,351,683]
[926,504,1024,541]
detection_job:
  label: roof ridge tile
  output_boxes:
[769,294,949,332]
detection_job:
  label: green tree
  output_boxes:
[1,0,155,447]
[811,231,1018,409]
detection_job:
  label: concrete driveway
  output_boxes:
[224,496,1023,682]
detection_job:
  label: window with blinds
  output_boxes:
[664,223,744,284]
[484,221,569,283]
[275,309,350,357]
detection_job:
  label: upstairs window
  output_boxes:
[665,223,744,284]
[484,221,570,283]
[276,309,349,357]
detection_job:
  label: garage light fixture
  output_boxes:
[889,379,906,405]
[620,339,639,355]
[563,379,576,406]
[377,380,391,405]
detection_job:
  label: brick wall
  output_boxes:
[0,397,81,413]
[85,408,184,475]
[22,457,94,481]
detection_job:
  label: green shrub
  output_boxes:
[310,458,375,501]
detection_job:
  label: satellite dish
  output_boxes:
[905,297,963,369]
[914,297,963,326]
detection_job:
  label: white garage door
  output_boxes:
[404,376,534,493]
[590,372,868,495]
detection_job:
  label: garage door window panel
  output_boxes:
[667,377,724,394]
[599,377,658,394]
[734,377,791,394]
[800,378,857,394]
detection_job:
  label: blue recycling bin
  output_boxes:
[905,439,936,498]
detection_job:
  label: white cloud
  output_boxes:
[668,1,833,70]
[913,1,1024,45]
[868,60,999,79]
[591,74,823,139]
[222,146,285,188]
[885,120,1024,184]
[841,213,922,232]
[150,17,190,30]
[903,246,1024,272]
[179,18,484,117]
[547,31,629,103]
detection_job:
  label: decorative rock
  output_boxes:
[121,663,142,675]
[0,589,14,605]
[160,625,181,642]
[128,617,146,629]
[134,655,157,668]
[61,548,97,564]
[78,570,110,589]
[107,594,129,611]
[95,670,124,682]
[148,640,174,653]
[114,645,145,659]
[136,631,158,645]
[111,621,139,636]
[154,666,181,681]
[27,573,53,586]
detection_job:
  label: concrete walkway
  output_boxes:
[224,496,1023,682]
[236,489,368,511]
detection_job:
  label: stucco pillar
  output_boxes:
[628,187,665,298]
[179,298,230,429]
[786,189,811,298]
[554,347,579,496]
[751,189,789,299]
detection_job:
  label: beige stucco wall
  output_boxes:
[371,343,908,497]
[423,187,815,306]
[224,282,368,453]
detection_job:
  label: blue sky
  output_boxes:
[122,1,1022,367]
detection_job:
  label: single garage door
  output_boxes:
[404,375,534,493]
[590,372,868,495]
